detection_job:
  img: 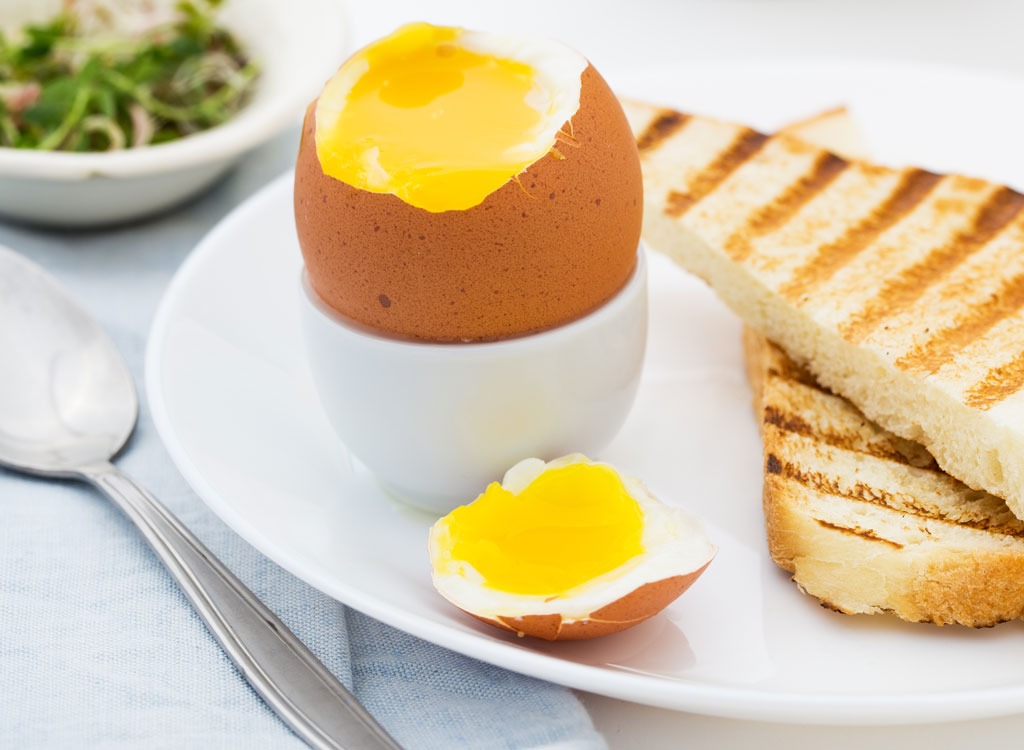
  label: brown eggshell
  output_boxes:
[294,63,642,342]
[459,563,711,642]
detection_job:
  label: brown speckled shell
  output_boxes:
[294,64,642,342]
[462,563,711,641]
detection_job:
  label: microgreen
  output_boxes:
[0,0,257,151]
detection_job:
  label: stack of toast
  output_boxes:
[622,100,1024,626]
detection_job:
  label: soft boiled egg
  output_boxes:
[294,23,642,342]
[428,455,716,641]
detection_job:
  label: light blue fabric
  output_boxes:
[0,131,607,750]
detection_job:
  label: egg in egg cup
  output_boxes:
[296,24,647,512]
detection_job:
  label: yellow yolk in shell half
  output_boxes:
[436,461,645,597]
[314,23,582,213]
[428,455,717,641]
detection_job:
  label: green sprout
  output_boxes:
[0,0,258,151]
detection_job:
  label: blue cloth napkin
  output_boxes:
[0,134,607,750]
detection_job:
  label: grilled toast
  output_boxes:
[745,328,1024,625]
[763,111,1024,626]
[623,99,1024,523]
[639,104,1024,625]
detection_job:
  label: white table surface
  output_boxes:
[4,1,1023,747]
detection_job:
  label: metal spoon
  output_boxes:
[0,245,402,750]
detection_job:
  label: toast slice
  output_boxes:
[745,326,1024,625]
[758,111,1024,626]
[623,99,1024,521]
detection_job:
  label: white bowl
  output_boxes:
[0,0,348,227]
[299,248,649,513]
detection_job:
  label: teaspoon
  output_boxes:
[0,245,402,750]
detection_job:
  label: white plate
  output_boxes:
[147,61,1024,725]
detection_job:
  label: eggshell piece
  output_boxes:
[588,566,708,623]
[464,566,711,641]
[294,63,642,342]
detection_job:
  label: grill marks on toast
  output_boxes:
[839,186,1024,344]
[663,129,769,218]
[778,169,943,301]
[813,519,905,549]
[763,366,1024,539]
[750,333,1024,539]
[749,332,940,470]
[723,152,849,262]
[767,445,1024,537]
[763,401,939,470]
[966,350,1024,409]
[635,109,691,153]
[632,107,1024,409]
[895,269,1024,375]
[965,185,1024,235]
[745,323,1024,624]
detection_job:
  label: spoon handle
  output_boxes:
[80,461,403,750]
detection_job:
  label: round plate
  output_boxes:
[146,61,1024,725]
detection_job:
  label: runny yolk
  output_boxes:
[442,463,645,597]
[315,23,551,213]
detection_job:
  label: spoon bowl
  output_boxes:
[0,245,401,750]
[0,250,135,476]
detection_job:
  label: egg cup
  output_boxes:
[299,246,648,513]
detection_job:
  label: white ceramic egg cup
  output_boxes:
[299,246,648,513]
